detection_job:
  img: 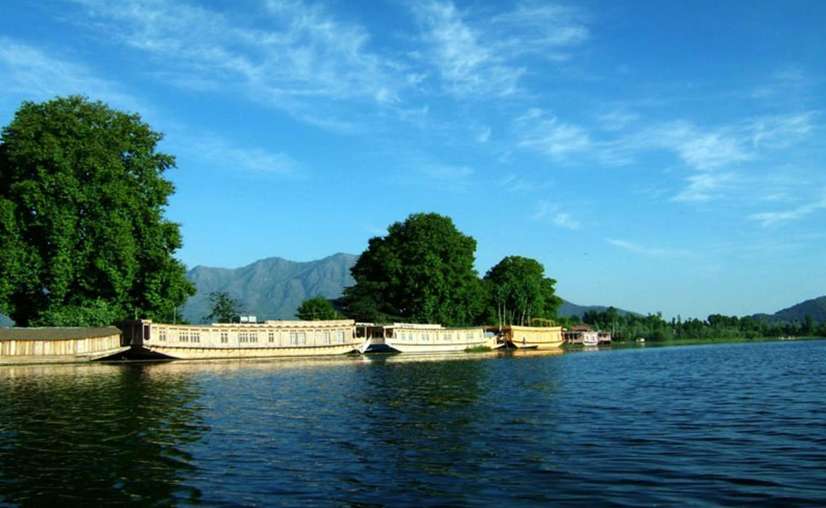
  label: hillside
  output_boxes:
[557,300,637,319]
[182,253,357,323]
[754,295,826,324]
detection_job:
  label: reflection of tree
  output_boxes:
[355,358,490,500]
[0,364,207,505]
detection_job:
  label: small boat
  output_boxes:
[582,334,599,347]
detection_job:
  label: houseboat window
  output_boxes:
[268,331,275,343]
[192,331,200,343]
[289,331,298,345]
[220,331,228,344]
[323,331,331,344]
[159,329,167,342]
[250,332,258,343]
[180,330,189,342]
[298,332,306,345]
[336,330,345,343]
[239,331,248,343]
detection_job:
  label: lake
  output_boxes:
[1,339,825,506]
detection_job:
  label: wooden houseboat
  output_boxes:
[563,324,612,345]
[123,319,361,360]
[0,326,129,365]
[358,323,495,354]
[496,325,564,350]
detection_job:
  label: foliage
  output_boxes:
[482,256,561,327]
[204,291,243,323]
[0,96,195,326]
[581,308,826,341]
[296,296,342,320]
[342,213,484,326]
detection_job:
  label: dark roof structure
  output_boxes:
[0,326,121,341]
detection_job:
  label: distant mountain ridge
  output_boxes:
[181,252,636,323]
[182,253,357,323]
[752,296,826,324]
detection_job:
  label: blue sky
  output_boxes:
[1,0,824,319]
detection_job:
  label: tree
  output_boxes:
[296,297,342,320]
[0,96,195,326]
[342,212,484,326]
[204,292,242,323]
[482,256,561,327]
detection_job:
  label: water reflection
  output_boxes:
[0,363,207,505]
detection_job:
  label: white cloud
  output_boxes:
[412,1,588,97]
[421,163,474,181]
[750,112,815,149]
[532,200,581,230]
[69,0,407,130]
[0,37,144,113]
[672,172,736,203]
[515,108,591,161]
[606,238,690,257]
[413,1,522,97]
[748,192,826,227]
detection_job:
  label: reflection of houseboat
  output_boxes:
[563,324,612,345]
[495,325,564,350]
[358,323,494,354]
[0,326,129,365]
[123,319,361,360]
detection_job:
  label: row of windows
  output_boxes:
[155,328,350,345]
[396,331,480,342]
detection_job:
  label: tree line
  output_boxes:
[575,307,825,341]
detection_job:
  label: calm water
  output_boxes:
[1,340,825,506]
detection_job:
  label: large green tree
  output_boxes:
[0,96,194,326]
[296,297,342,320]
[342,213,483,326]
[483,256,561,327]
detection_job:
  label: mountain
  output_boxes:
[182,253,357,323]
[557,300,637,319]
[753,295,826,324]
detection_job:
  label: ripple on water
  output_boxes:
[0,341,825,506]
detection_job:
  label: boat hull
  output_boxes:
[384,339,492,354]
[142,343,360,360]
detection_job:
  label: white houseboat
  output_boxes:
[123,319,361,360]
[358,323,495,354]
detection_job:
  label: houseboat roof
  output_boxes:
[0,326,121,341]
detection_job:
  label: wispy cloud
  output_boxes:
[180,133,300,177]
[748,191,826,227]
[672,172,737,203]
[515,108,592,161]
[606,238,691,257]
[69,0,408,130]
[412,1,588,97]
[500,174,553,193]
[420,163,474,181]
[0,37,144,113]
[532,200,581,230]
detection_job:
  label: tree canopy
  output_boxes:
[296,297,342,320]
[482,256,561,327]
[204,291,243,323]
[342,212,483,326]
[0,96,194,326]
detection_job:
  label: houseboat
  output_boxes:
[563,324,612,345]
[0,326,128,365]
[122,319,361,360]
[495,325,564,350]
[358,323,495,354]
